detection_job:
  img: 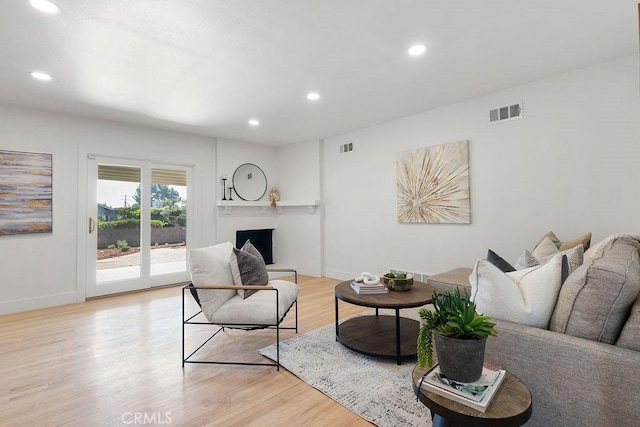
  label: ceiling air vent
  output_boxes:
[339,142,353,153]
[489,102,522,123]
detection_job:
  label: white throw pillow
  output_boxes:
[470,253,564,329]
[188,242,236,320]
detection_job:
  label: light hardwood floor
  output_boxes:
[0,276,375,426]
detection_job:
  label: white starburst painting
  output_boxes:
[396,140,470,224]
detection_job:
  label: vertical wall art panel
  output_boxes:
[0,150,53,235]
[396,140,470,224]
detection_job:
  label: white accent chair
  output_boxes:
[182,242,299,370]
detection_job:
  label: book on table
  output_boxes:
[419,363,506,413]
[350,281,388,294]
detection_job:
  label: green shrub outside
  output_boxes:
[98,219,165,230]
[116,240,130,251]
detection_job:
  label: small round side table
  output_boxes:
[412,364,532,427]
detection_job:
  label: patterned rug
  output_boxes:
[258,316,432,426]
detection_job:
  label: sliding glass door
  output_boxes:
[86,156,191,297]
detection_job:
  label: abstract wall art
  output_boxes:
[396,140,470,224]
[0,150,53,235]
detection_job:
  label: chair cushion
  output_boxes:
[230,240,269,299]
[188,242,236,320]
[210,280,299,326]
[471,254,564,329]
[549,237,640,343]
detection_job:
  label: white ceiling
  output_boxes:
[1,0,638,145]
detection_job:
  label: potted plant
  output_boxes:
[417,288,497,382]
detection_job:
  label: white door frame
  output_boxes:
[76,152,193,300]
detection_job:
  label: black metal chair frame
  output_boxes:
[182,269,298,370]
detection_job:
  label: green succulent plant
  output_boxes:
[417,288,497,368]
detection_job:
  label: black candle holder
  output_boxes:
[228,185,234,201]
[221,178,227,200]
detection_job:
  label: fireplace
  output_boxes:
[236,228,274,264]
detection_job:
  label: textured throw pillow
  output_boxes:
[230,240,269,299]
[188,242,236,320]
[532,237,561,259]
[559,232,592,251]
[514,249,539,270]
[549,238,640,344]
[533,231,561,250]
[533,231,591,252]
[512,242,576,284]
[470,253,564,329]
[486,249,515,272]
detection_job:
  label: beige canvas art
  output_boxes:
[396,140,470,224]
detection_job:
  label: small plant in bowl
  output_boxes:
[417,288,497,382]
[381,272,414,291]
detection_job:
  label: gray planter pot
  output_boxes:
[434,333,487,383]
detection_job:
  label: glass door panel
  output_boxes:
[96,164,142,284]
[87,158,150,297]
[149,167,189,285]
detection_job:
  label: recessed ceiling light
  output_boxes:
[248,119,260,126]
[307,92,320,101]
[30,0,61,14]
[30,71,52,81]
[408,44,427,56]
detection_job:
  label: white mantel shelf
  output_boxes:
[217,200,320,215]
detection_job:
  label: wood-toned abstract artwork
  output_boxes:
[396,140,470,224]
[0,150,52,235]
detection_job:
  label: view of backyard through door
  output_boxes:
[88,158,190,296]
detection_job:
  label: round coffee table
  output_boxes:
[334,280,433,365]
[412,364,532,427]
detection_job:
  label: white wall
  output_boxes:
[275,140,323,276]
[2,53,638,314]
[0,105,217,315]
[322,54,640,280]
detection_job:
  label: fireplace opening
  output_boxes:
[236,228,274,265]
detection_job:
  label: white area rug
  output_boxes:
[258,318,432,426]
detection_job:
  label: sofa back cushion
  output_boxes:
[616,296,640,351]
[549,238,640,344]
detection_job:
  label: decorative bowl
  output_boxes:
[381,275,414,292]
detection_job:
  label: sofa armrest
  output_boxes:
[485,319,640,426]
[427,268,472,295]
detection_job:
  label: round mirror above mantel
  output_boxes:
[232,163,267,201]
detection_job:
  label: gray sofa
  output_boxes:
[427,235,640,426]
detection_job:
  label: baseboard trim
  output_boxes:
[323,268,357,281]
[0,291,77,316]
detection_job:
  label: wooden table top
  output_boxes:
[335,280,433,309]
[412,363,532,426]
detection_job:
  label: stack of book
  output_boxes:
[350,280,388,294]
[419,363,506,412]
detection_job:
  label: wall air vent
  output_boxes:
[489,102,522,123]
[339,142,354,153]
